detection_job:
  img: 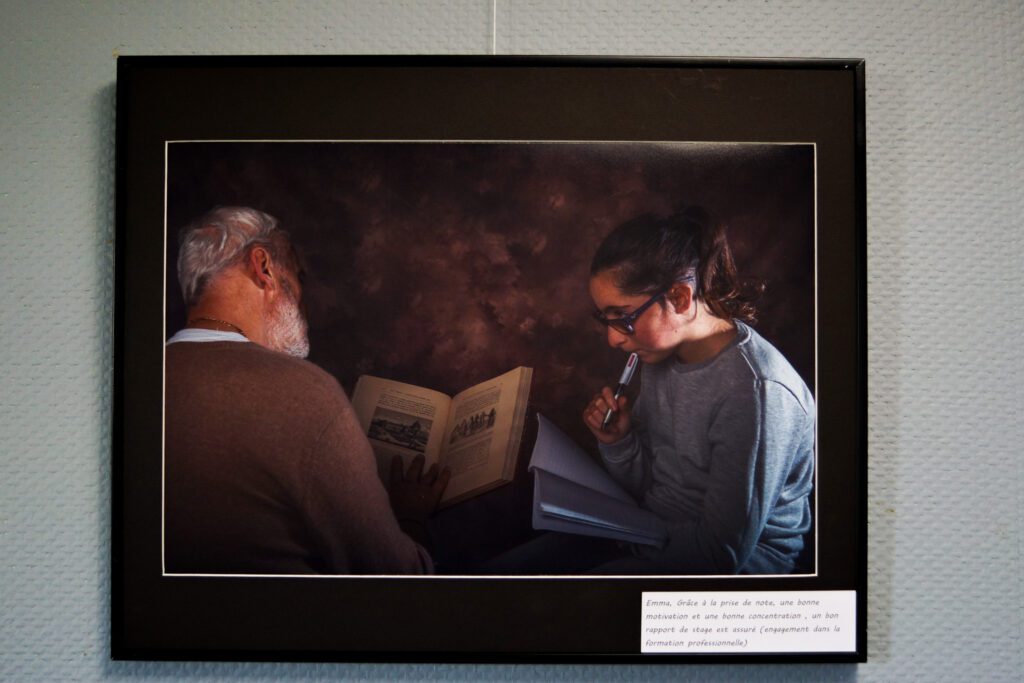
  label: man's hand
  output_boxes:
[583,386,632,444]
[389,454,451,524]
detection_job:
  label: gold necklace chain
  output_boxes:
[187,316,247,338]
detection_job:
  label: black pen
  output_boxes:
[602,352,639,430]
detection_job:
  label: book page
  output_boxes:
[529,414,667,546]
[350,376,452,479]
[530,413,636,503]
[442,367,529,502]
[534,470,666,545]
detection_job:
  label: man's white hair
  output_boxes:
[177,206,280,306]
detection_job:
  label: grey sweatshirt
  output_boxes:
[599,321,814,574]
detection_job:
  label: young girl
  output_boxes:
[584,206,814,574]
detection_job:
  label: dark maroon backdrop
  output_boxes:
[165,141,814,568]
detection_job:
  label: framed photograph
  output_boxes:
[113,56,866,662]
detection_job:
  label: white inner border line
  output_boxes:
[491,0,497,55]
[161,139,819,580]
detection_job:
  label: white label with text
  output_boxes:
[640,590,856,653]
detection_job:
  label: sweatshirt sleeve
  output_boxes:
[299,391,433,574]
[655,379,810,574]
[597,397,650,501]
[597,432,647,500]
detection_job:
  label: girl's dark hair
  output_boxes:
[590,205,760,324]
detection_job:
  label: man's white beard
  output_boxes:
[265,291,310,358]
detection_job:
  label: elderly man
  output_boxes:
[164,206,446,574]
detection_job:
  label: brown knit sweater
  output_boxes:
[164,340,431,574]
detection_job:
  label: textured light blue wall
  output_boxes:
[1,1,1021,681]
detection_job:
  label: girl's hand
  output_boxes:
[583,386,632,444]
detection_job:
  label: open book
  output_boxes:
[528,414,667,547]
[351,367,532,507]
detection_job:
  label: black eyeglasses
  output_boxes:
[592,289,667,335]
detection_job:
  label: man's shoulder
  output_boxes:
[167,341,344,399]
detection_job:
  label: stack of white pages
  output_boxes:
[528,414,667,547]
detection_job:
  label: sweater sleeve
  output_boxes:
[597,432,647,500]
[299,392,433,574]
[597,397,650,501]
[656,379,810,574]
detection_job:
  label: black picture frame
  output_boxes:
[113,56,867,663]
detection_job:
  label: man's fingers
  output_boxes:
[390,454,404,484]
[406,453,426,481]
[434,467,452,495]
[423,463,439,485]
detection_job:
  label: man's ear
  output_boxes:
[666,282,693,314]
[247,246,278,291]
